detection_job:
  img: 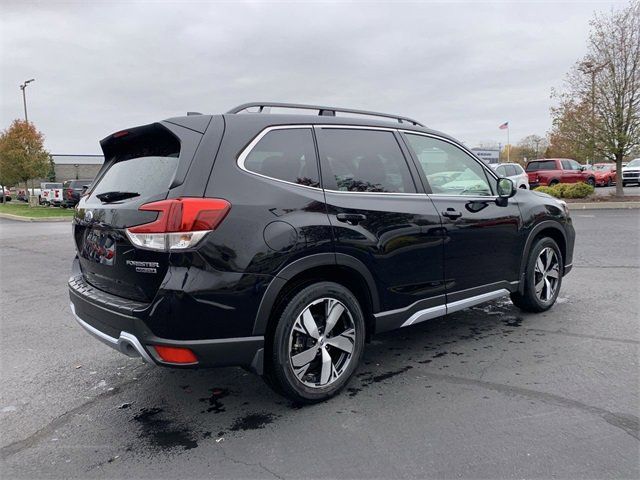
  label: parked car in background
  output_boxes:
[622,158,640,186]
[2,187,11,201]
[592,163,616,187]
[62,179,93,208]
[69,102,575,403]
[40,182,63,205]
[490,163,529,189]
[15,188,42,202]
[525,158,596,188]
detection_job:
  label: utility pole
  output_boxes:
[579,61,607,165]
[534,138,541,159]
[19,78,35,123]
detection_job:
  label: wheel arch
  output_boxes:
[252,253,380,338]
[518,221,568,294]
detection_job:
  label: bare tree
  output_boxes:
[550,1,640,196]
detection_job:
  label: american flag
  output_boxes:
[499,121,509,130]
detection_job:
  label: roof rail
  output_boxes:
[227,102,424,127]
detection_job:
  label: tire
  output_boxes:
[265,281,365,403]
[587,177,596,187]
[606,178,612,187]
[549,180,559,186]
[511,237,563,313]
[519,184,527,189]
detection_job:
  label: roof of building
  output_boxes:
[51,154,104,165]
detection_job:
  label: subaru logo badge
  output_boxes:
[84,210,93,221]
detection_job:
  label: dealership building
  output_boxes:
[51,154,104,182]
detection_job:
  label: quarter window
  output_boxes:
[242,128,320,188]
[316,129,416,193]
[404,134,493,196]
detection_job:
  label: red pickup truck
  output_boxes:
[526,158,596,188]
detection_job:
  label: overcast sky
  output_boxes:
[0,0,628,154]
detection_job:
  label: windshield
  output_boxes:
[594,164,613,171]
[626,159,640,168]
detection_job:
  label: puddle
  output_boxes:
[229,413,277,432]
[199,388,229,414]
[132,407,198,451]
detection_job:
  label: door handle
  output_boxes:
[336,213,367,225]
[441,208,462,219]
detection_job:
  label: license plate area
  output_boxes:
[81,229,117,266]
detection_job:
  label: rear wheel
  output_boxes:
[549,179,559,186]
[265,282,365,403]
[511,237,563,313]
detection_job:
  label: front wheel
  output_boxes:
[586,177,596,187]
[511,237,563,313]
[266,282,365,403]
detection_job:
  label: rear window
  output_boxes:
[91,127,180,201]
[242,128,320,187]
[526,160,556,172]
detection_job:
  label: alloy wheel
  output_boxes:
[288,297,356,388]
[534,247,560,302]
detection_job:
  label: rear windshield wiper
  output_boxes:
[95,191,140,203]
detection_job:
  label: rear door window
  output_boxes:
[316,128,416,193]
[242,128,320,188]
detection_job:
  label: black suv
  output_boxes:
[69,102,575,403]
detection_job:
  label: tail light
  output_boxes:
[125,197,230,251]
[66,188,73,198]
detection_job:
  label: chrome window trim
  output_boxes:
[236,124,323,192]
[324,190,427,197]
[315,124,397,132]
[236,124,499,197]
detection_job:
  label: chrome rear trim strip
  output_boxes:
[70,303,155,364]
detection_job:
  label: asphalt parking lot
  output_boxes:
[1,211,638,479]
[593,184,640,196]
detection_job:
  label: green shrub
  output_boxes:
[534,185,558,197]
[534,182,594,199]
[563,182,594,198]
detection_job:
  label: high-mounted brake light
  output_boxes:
[125,198,230,251]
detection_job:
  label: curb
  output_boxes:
[567,201,640,210]
[0,212,73,222]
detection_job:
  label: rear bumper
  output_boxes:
[69,281,265,372]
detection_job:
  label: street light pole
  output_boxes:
[534,139,540,159]
[19,78,35,123]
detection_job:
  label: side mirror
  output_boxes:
[496,178,516,206]
[580,166,586,171]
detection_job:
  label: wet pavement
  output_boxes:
[1,211,638,479]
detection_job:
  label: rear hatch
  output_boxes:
[73,122,196,302]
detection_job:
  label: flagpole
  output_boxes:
[507,125,510,163]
